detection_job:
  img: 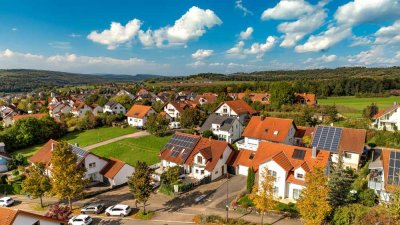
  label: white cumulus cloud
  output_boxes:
[261,0,315,20]
[304,54,337,63]
[348,46,400,66]
[239,27,254,40]
[87,19,142,50]
[243,36,277,58]
[192,49,214,60]
[374,20,400,44]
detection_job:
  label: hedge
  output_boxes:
[0,183,22,195]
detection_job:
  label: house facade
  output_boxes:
[214,100,257,124]
[163,101,192,121]
[71,102,93,117]
[126,105,156,128]
[199,114,243,144]
[103,101,126,114]
[371,103,400,131]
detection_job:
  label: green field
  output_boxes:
[318,96,400,118]
[12,126,137,157]
[91,135,171,166]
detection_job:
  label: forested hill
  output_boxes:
[154,66,400,82]
[0,69,162,92]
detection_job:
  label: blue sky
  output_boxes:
[0,0,399,75]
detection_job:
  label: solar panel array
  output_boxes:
[292,149,306,160]
[164,134,199,160]
[311,126,343,152]
[70,144,89,163]
[388,151,400,186]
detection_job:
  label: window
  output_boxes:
[293,188,301,200]
[197,156,202,164]
[89,162,96,168]
[249,152,255,160]
[273,186,279,196]
[344,152,351,159]
[195,169,199,173]
[296,173,304,179]
[268,170,277,181]
[201,170,205,175]
[223,107,228,113]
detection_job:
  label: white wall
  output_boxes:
[210,146,232,180]
[332,152,360,169]
[164,104,180,119]
[258,160,287,199]
[372,107,400,131]
[111,164,135,186]
[128,117,144,127]
[238,165,249,176]
[287,183,305,202]
[84,154,108,182]
[215,103,238,117]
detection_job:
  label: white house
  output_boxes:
[103,101,126,115]
[199,114,243,144]
[0,142,10,172]
[193,93,218,106]
[163,101,192,121]
[91,104,103,116]
[237,116,297,151]
[372,103,400,131]
[48,102,71,117]
[160,132,234,181]
[29,140,134,186]
[214,100,257,124]
[71,102,93,117]
[233,142,330,202]
[116,89,136,100]
[100,158,135,187]
[125,105,156,128]
[0,207,66,225]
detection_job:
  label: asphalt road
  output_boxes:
[88,216,194,225]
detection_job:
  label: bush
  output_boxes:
[177,182,194,192]
[11,170,19,176]
[0,183,22,194]
[358,189,377,207]
[134,210,155,220]
[275,202,298,214]
[202,130,215,139]
[193,214,258,225]
[158,183,174,196]
[237,195,254,208]
[332,204,369,225]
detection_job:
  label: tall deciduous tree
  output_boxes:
[50,141,88,209]
[179,108,201,128]
[145,114,169,137]
[269,82,295,109]
[328,152,355,209]
[297,166,331,225]
[22,163,51,207]
[250,167,276,225]
[363,103,379,119]
[128,161,153,213]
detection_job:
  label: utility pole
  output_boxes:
[226,168,229,223]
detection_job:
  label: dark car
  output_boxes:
[80,204,105,214]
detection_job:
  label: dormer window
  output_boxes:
[197,156,202,164]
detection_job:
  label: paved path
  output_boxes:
[83,131,150,150]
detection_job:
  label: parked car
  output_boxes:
[80,203,105,214]
[0,197,14,207]
[68,214,93,225]
[105,204,132,217]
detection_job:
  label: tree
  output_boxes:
[111,94,134,109]
[163,166,180,184]
[128,161,153,213]
[302,135,311,147]
[363,103,379,119]
[297,166,331,225]
[387,185,400,221]
[328,152,355,209]
[22,163,51,207]
[247,167,255,193]
[269,82,295,109]
[202,130,215,139]
[45,204,71,221]
[145,114,169,137]
[50,141,88,208]
[179,108,201,128]
[250,167,276,225]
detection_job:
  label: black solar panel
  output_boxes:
[163,134,199,161]
[70,144,89,162]
[292,149,306,160]
[225,118,233,124]
[388,151,400,186]
[311,126,343,152]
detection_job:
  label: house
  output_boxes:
[294,126,315,147]
[199,114,243,144]
[90,104,103,116]
[126,105,156,128]
[294,93,317,106]
[214,100,258,124]
[0,207,66,225]
[116,89,136,100]
[100,158,135,187]
[251,142,330,202]
[27,100,46,113]
[71,102,93,117]
[310,125,366,169]
[160,132,233,181]
[12,113,47,125]
[194,93,218,106]
[103,101,126,115]
[229,93,270,105]
[371,102,400,131]
[236,116,297,151]
[1,106,18,127]
[367,148,400,202]
[29,140,134,186]
[0,142,11,172]
[175,91,197,101]
[48,103,71,118]
[163,101,193,121]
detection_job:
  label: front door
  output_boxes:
[221,165,225,176]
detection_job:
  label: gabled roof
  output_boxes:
[194,93,218,104]
[295,93,317,106]
[373,103,400,119]
[0,207,67,225]
[101,158,128,179]
[12,113,47,122]
[381,148,400,189]
[167,101,193,113]
[105,100,120,108]
[242,116,296,143]
[159,132,201,165]
[125,105,153,119]
[199,114,238,133]
[234,93,270,104]
[221,100,257,115]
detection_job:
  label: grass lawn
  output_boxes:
[12,126,137,157]
[91,135,171,166]
[319,96,400,118]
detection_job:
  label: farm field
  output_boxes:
[12,126,137,157]
[318,96,400,118]
[91,135,171,166]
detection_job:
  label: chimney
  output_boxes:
[51,143,54,151]
[260,115,264,121]
[312,146,317,158]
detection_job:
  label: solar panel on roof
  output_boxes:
[388,151,400,186]
[311,126,342,152]
[163,133,199,160]
[292,149,306,160]
[225,118,233,124]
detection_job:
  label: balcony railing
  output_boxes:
[368,175,384,191]
[236,141,258,151]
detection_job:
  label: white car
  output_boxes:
[0,197,14,207]
[68,214,92,225]
[105,204,132,217]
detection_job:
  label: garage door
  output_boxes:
[238,165,249,176]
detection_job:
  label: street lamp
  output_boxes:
[226,168,229,223]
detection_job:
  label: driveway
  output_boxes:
[83,131,149,150]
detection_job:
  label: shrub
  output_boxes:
[134,210,155,220]
[11,170,19,176]
[275,202,298,214]
[158,183,174,196]
[332,204,369,225]
[358,189,377,207]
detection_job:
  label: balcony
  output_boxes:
[368,179,383,191]
[236,140,258,151]
[368,171,384,191]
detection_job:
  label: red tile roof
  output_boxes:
[295,93,317,106]
[294,126,315,139]
[235,93,270,104]
[159,132,201,165]
[13,113,47,122]
[373,103,400,119]
[242,116,296,143]
[168,101,193,113]
[101,158,126,179]
[338,127,366,154]
[224,100,257,115]
[381,148,400,189]
[0,208,67,225]
[194,93,218,105]
[125,105,153,119]
[29,139,58,166]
